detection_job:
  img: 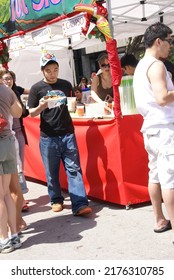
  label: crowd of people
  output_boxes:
[1,21,174,254]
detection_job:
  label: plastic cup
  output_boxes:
[67,97,76,112]
[104,102,112,115]
[76,105,85,117]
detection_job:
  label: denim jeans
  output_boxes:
[40,133,89,214]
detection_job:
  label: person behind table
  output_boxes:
[73,85,90,104]
[0,64,22,253]
[133,22,174,244]
[120,54,139,76]
[27,53,92,216]
[91,53,113,103]
[73,85,83,103]
[78,76,88,90]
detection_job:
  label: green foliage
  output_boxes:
[126,35,174,64]
[88,26,106,42]
[0,0,10,23]
[126,35,144,59]
[168,48,174,64]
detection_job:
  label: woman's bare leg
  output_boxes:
[10,173,27,232]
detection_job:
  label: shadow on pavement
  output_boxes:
[21,211,98,249]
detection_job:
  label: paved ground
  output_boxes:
[0,180,174,260]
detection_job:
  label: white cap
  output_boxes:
[40,53,58,67]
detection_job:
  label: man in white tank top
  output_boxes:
[133,22,174,245]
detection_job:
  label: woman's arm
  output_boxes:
[10,90,22,118]
[29,97,48,117]
[90,75,103,103]
[23,88,30,95]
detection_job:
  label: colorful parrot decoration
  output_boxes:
[74,0,111,41]
[74,0,123,118]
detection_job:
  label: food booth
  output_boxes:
[24,98,150,207]
[22,1,150,208]
[0,0,150,207]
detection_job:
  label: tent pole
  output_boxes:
[106,0,114,38]
[68,37,77,87]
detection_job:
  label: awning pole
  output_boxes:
[106,0,114,38]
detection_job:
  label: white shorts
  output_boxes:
[143,123,174,189]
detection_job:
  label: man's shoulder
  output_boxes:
[135,56,158,71]
[31,80,44,89]
[57,78,72,86]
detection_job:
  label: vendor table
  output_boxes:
[23,115,150,206]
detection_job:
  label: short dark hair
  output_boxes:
[41,60,58,71]
[120,54,138,68]
[73,86,82,92]
[144,22,172,48]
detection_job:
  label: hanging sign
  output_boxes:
[6,35,25,52]
[0,1,92,39]
[62,13,86,37]
[31,27,52,45]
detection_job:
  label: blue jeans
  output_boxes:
[39,133,89,214]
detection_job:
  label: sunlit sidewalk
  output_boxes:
[0,180,173,260]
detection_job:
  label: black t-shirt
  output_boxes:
[28,79,74,137]
[16,85,24,96]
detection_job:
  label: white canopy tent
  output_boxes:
[111,0,174,40]
[8,0,174,88]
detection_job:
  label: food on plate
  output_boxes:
[44,95,60,100]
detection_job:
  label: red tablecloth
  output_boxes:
[24,115,150,206]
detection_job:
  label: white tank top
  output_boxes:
[133,55,174,131]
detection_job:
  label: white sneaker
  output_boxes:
[11,236,22,249]
[0,239,14,254]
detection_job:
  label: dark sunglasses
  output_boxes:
[162,38,174,46]
[101,63,110,68]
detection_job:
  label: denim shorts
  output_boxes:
[0,135,17,175]
[143,123,174,189]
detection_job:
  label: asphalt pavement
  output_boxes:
[0,180,174,260]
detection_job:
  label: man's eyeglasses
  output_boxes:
[162,38,174,46]
[101,63,110,68]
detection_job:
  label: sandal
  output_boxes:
[154,220,172,233]
[18,224,29,235]
[22,204,29,212]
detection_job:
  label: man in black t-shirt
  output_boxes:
[28,53,92,216]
